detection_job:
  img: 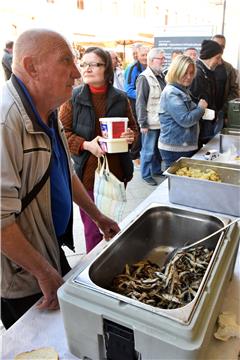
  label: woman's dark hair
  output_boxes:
[84,47,114,84]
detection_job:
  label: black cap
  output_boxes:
[200,40,223,60]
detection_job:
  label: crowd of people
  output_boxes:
[0,29,239,330]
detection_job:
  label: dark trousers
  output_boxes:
[1,246,71,329]
[128,98,141,160]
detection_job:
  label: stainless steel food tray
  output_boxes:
[73,204,229,325]
[164,157,240,216]
[58,204,239,360]
[219,127,240,153]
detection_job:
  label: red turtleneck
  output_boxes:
[89,84,108,94]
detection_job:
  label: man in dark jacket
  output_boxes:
[212,34,239,124]
[1,40,14,80]
[190,40,223,146]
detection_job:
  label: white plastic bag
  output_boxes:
[202,108,215,120]
[94,156,127,223]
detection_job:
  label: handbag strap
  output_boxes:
[16,152,52,217]
[98,155,110,175]
[97,157,103,172]
[104,155,110,173]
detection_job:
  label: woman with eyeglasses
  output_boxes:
[59,47,138,253]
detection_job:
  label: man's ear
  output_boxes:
[22,56,38,78]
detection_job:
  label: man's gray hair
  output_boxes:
[132,43,143,50]
[147,48,165,62]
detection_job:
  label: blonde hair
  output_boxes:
[165,55,196,84]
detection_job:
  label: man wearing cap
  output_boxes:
[190,39,223,146]
[212,34,239,124]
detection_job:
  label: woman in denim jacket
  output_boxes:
[158,55,208,169]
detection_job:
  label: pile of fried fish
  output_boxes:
[111,246,213,309]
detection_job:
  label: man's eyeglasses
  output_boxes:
[153,57,165,61]
[79,62,105,69]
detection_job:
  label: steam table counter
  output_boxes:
[1,136,240,360]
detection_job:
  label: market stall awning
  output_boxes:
[72,33,154,59]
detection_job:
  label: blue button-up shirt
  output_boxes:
[16,77,72,238]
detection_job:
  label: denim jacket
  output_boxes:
[159,83,205,148]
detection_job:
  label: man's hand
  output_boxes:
[1,222,65,311]
[36,266,64,310]
[83,136,104,157]
[198,99,208,110]
[95,213,120,241]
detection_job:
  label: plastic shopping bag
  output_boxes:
[94,156,127,223]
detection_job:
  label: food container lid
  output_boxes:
[99,117,128,122]
[98,137,127,143]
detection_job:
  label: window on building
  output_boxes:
[77,0,84,10]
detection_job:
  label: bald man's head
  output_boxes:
[11,28,80,116]
[12,29,72,74]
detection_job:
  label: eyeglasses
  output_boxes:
[153,57,165,61]
[79,62,105,69]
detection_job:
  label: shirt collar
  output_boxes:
[199,58,212,71]
[15,76,55,137]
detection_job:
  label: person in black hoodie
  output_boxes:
[190,40,223,146]
[212,34,239,123]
